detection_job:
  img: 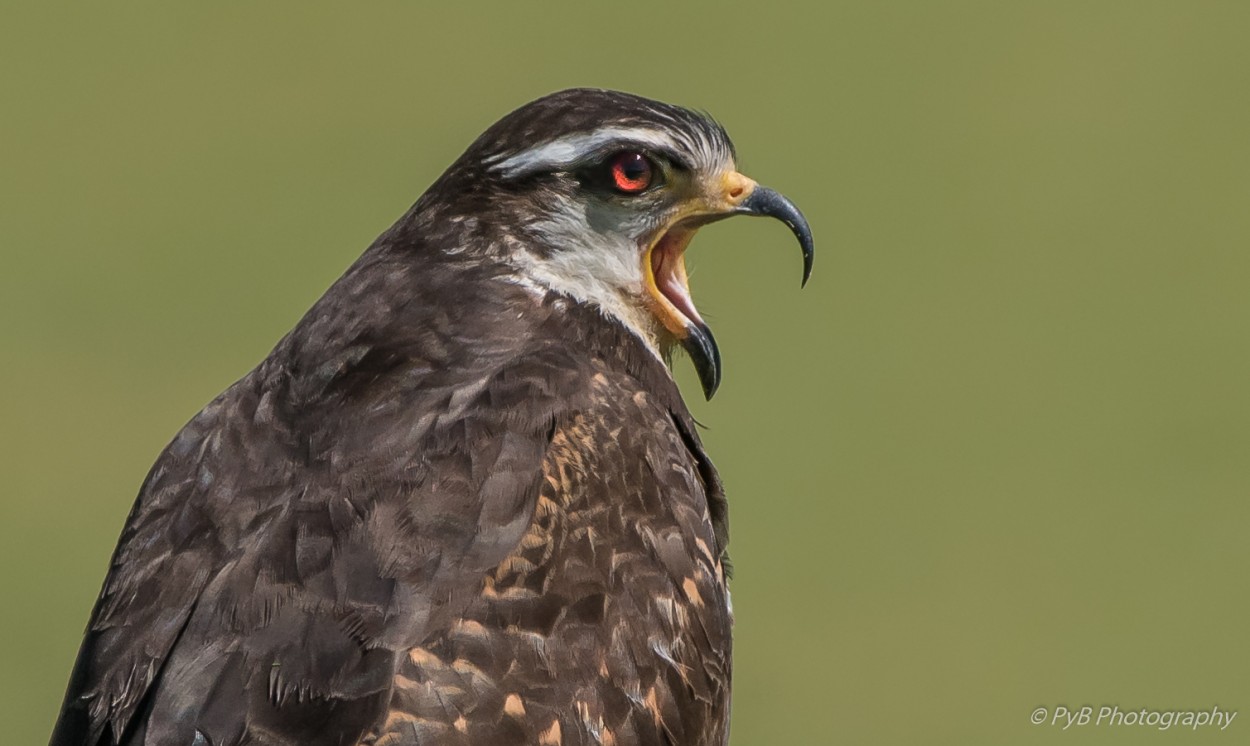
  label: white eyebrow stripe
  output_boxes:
[487,127,686,178]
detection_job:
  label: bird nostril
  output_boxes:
[723,172,755,204]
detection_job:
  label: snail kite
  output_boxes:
[51,88,814,746]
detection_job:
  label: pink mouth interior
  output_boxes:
[651,228,704,327]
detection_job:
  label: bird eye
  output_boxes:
[608,151,654,194]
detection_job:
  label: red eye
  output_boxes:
[609,151,653,194]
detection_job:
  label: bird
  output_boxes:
[50,87,813,746]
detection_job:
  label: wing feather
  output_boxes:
[51,287,579,745]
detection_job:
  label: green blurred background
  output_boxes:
[3,2,1248,743]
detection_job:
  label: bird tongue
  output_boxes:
[651,227,703,327]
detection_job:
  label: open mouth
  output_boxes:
[642,220,722,400]
[638,181,814,400]
[645,223,702,336]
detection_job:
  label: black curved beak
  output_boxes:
[735,185,815,287]
[679,183,814,400]
[682,322,723,401]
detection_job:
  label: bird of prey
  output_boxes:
[51,88,813,746]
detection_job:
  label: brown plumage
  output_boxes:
[50,88,810,746]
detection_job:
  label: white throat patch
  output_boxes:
[506,200,665,359]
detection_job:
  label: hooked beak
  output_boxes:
[735,186,815,288]
[643,172,814,400]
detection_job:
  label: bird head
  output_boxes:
[422,88,813,399]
